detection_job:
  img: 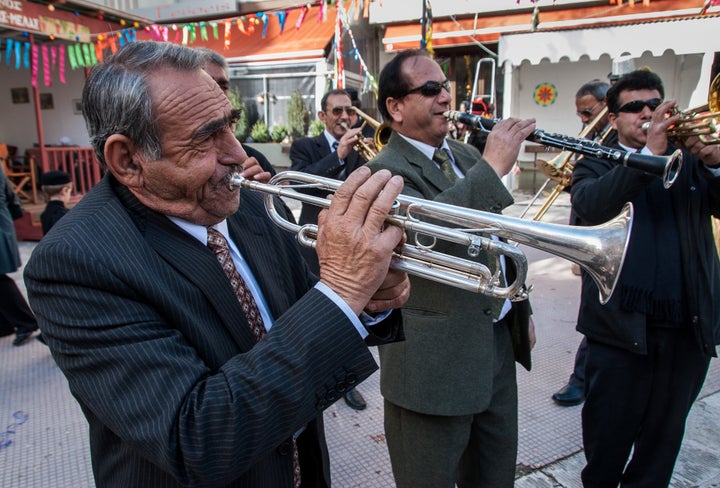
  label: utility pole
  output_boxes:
[420,0,427,51]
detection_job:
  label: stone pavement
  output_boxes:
[2,190,720,487]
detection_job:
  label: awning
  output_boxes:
[173,5,335,64]
[382,0,714,53]
[499,16,720,67]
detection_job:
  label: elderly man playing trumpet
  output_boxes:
[24,41,408,487]
[572,68,720,487]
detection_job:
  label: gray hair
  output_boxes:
[195,47,229,73]
[575,79,610,103]
[82,41,203,169]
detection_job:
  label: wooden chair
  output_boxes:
[0,143,38,203]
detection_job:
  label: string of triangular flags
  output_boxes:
[0,0,376,89]
[337,3,377,95]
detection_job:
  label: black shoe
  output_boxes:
[551,383,585,406]
[343,388,367,411]
[12,331,34,346]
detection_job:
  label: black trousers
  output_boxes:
[581,327,710,488]
[0,274,38,335]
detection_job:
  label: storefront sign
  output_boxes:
[0,1,90,41]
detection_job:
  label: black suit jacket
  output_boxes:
[24,175,401,487]
[572,141,720,355]
[289,133,364,226]
[289,133,364,274]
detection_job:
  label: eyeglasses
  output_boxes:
[576,101,601,118]
[616,98,663,114]
[329,106,357,116]
[403,79,451,98]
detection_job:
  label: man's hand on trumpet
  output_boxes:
[644,99,682,157]
[239,156,272,183]
[316,167,409,316]
[681,135,720,168]
[336,126,365,161]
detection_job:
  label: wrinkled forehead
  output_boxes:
[147,67,230,136]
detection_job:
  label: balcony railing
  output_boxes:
[27,146,104,200]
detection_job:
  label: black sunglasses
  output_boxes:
[329,106,357,116]
[616,98,663,114]
[577,101,601,118]
[404,79,451,98]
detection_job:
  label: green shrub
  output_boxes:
[250,120,271,142]
[271,124,289,143]
[287,90,310,139]
[228,88,249,142]
[308,118,325,137]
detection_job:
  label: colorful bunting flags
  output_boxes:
[1,1,379,92]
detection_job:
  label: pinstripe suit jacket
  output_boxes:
[366,133,531,417]
[24,175,401,487]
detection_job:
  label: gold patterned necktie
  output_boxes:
[206,227,301,487]
[433,148,458,183]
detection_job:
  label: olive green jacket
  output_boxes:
[367,132,532,416]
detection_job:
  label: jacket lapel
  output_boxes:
[114,182,258,351]
[391,132,452,192]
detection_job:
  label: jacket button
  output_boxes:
[326,388,339,402]
[346,373,358,385]
[483,308,492,316]
[277,441,291,456]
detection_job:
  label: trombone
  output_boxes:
[229,170,633,305]
[520,107,613,221]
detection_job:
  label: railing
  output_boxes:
[28,146,103,198]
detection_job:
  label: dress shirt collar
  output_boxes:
[323,130,340,152]
[396,133,454,163]
[167,216,230,246]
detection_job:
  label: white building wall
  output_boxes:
[0,63,90,155]
[509,51,705,163]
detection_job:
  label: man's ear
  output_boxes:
[608,112,618,130]
[386,97,403,124]
[104,134,143,189]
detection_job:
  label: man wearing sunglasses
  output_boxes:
[289,89,372,411]
[571,69,720,487]
[366,49,537,487]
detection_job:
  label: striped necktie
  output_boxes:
[206,227,301,487]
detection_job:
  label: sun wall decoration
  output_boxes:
[533,82,557,107]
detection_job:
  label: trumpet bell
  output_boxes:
[663,72,720,145]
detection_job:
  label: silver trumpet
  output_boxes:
[445,110,683,189]
[229,171,633,304]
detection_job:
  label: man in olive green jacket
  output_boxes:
[366,49,536,488]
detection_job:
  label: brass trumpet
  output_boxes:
[341,108,393,160]
[229,170,633,305]
[642,72,720,144]
[445,110,682,189]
